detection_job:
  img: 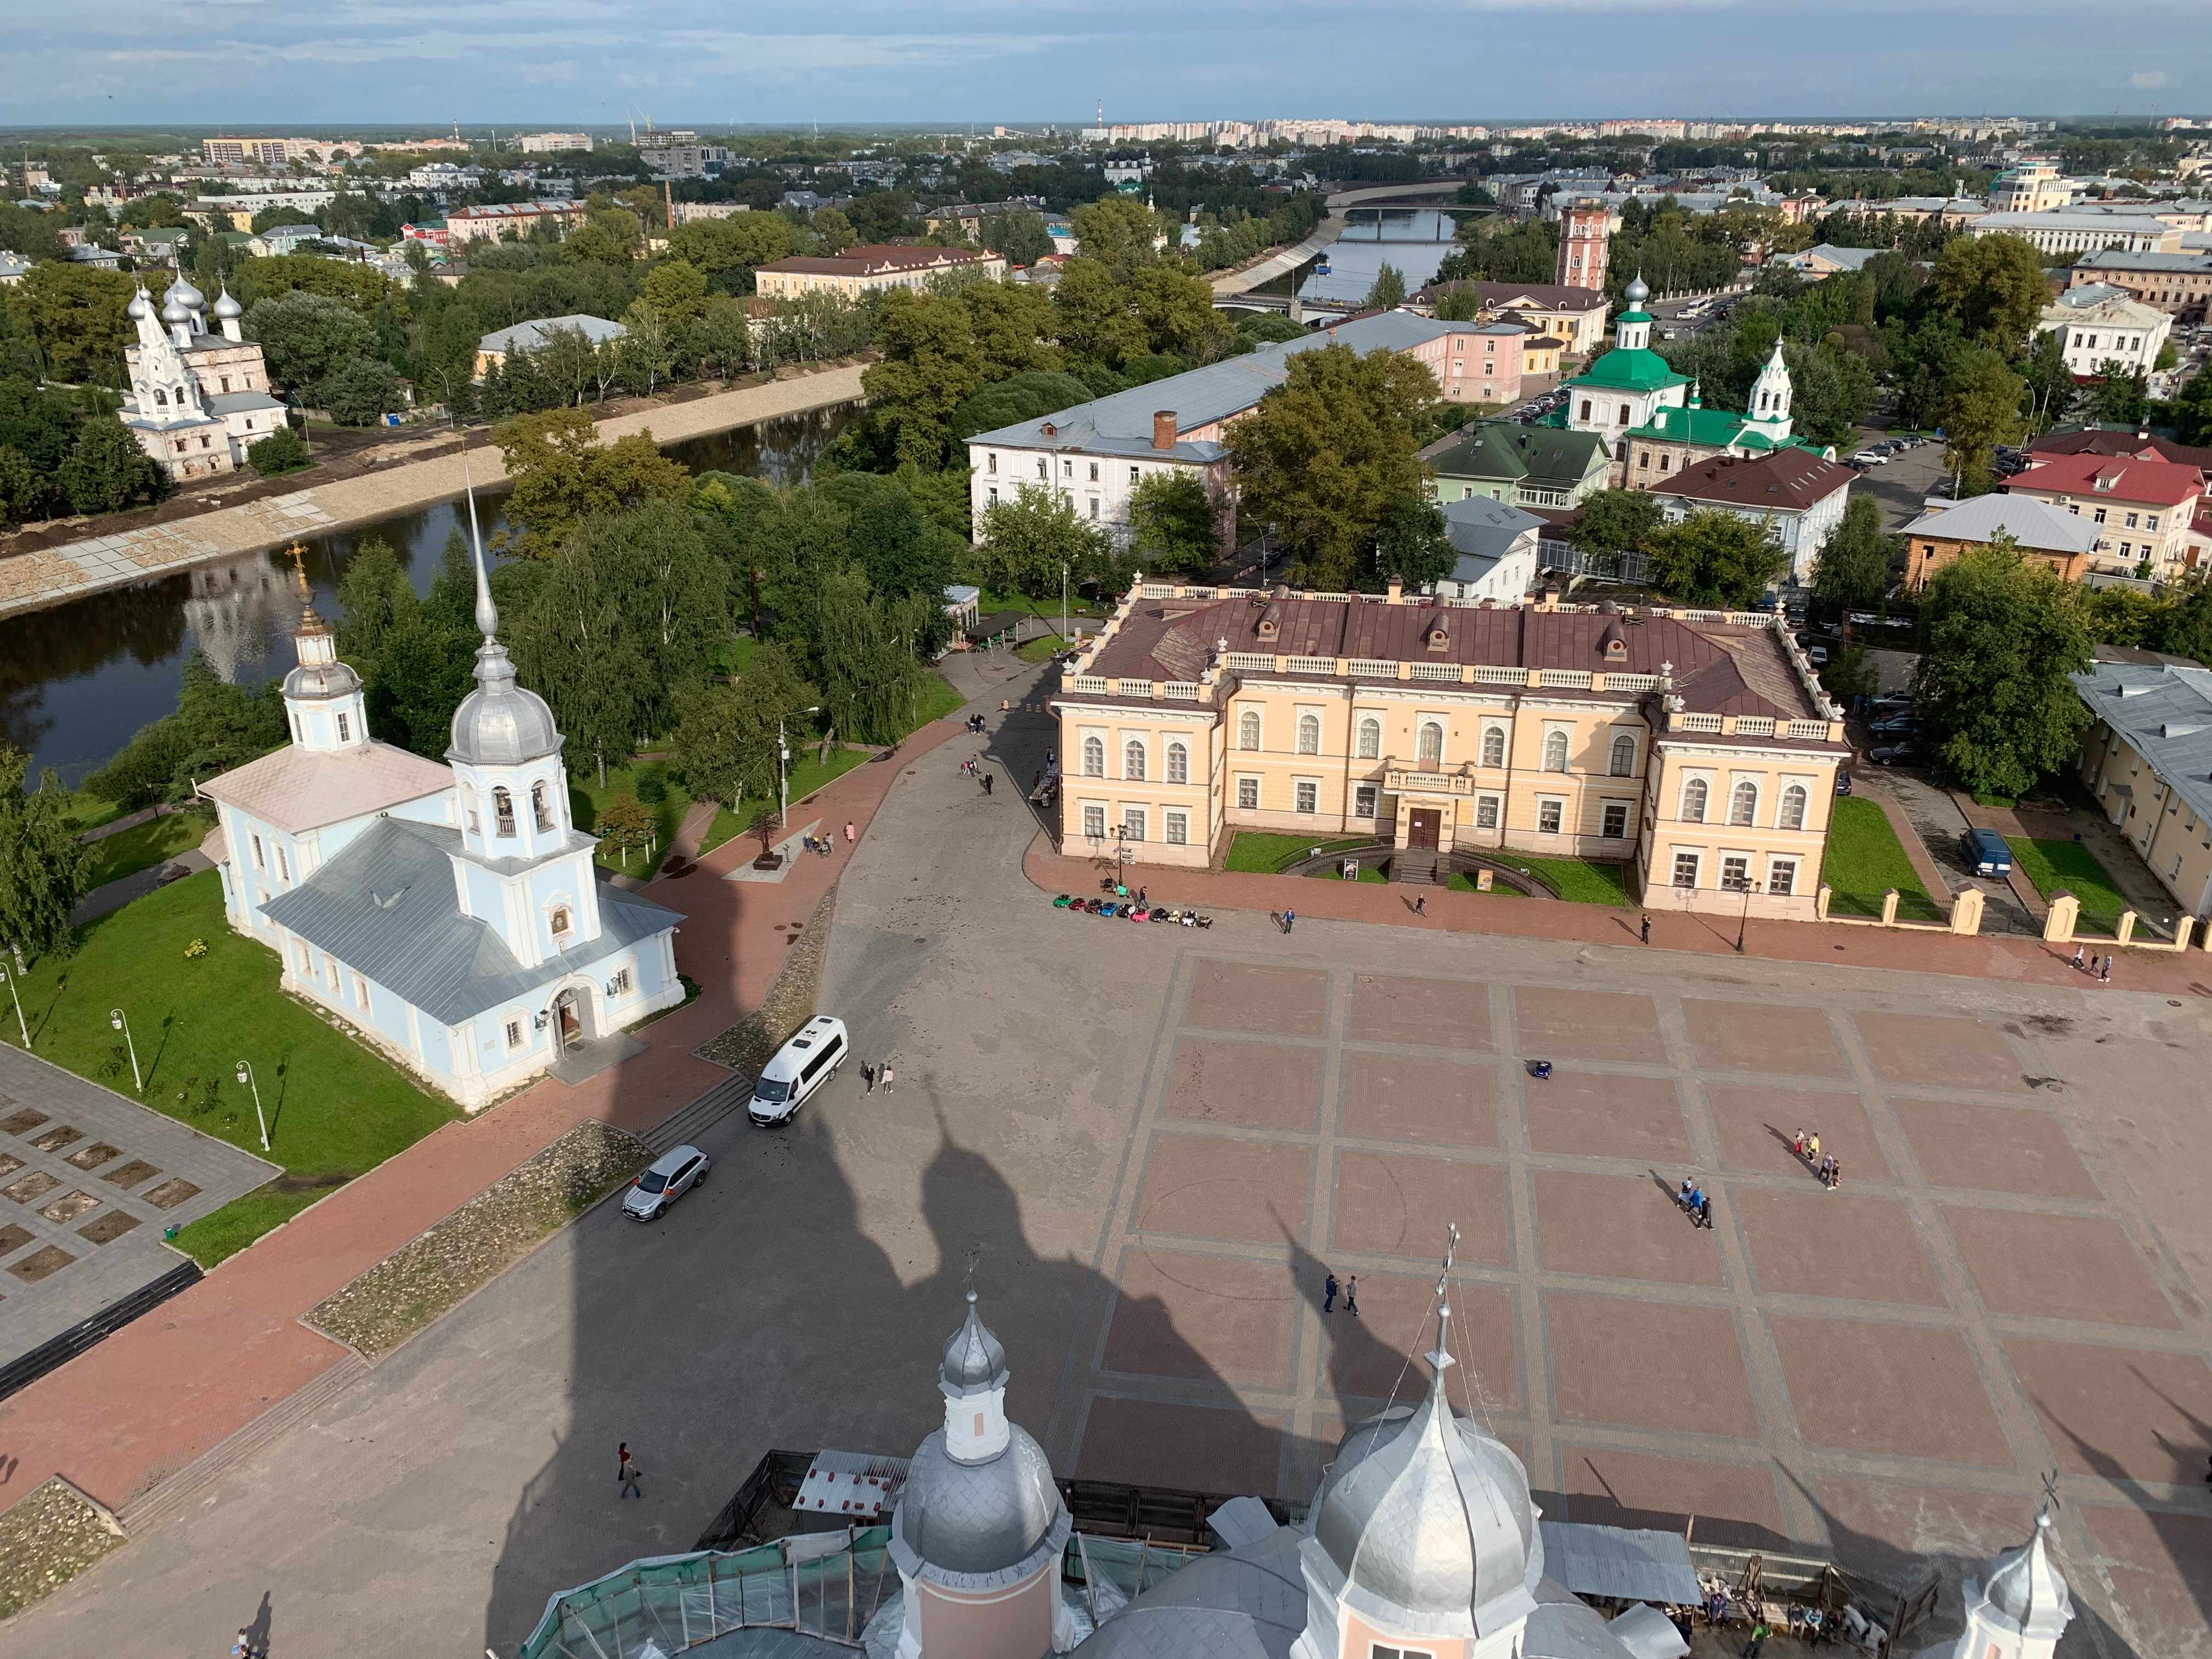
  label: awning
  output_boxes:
[1610,1601,1692,1659]
[1538,1521,1703,1607]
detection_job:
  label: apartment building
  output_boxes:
[2035,284,2174,377]
[1645,451,1857,586]
[2004,452,2204,577]
[1051,580,1848,922]
[1988,159,2069,214]
[2075,660,2212,918]
[2068,250,2212,323]
[516,132,594,154]
[440,200,585,245]
[752,244,1005,299]
[1900,492,2101,590]
[1414,279,1613,354]
[1426,423,1613,510]
[1967,212,2181,256]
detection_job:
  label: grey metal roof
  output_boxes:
[1800,244,1883,272]
[889,1426,1068,1584]
[204,390,285,415]
[969,311,1459,462]
[1441,495,1543,567]
[1522,1590,1643,1659]
[1070,1526,1306,1659]
[476,313,628,355]
[1903,492,2101,556]
[940,1290,1009,1397]
[2072,249,2212,272]
[2073,661,2212,843]
[1607,1602,1691,1659]
[1535,1522,1702,1608]
[257,816,681,1026]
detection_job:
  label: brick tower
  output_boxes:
[1555,197,1610,293]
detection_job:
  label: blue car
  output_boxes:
[1959,827,2014,878]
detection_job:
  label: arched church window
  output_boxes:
[463,787,479,835]
[336,712,351,743]
[493,787,516,837]
[1618,404,1630,424]
[532,781,554,832]
[154,387,167,405]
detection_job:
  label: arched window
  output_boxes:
[493,786,516,837]
[1730,781,1758,826]
[1081,735,1104,777]
[550,905,572,939]
[462,787,480,836]
[154,387,167,405]
[1417,721,1444,766]
[1356,717,1381,760]
[1578,399,1592,421]
[1779,783,1808,830]
[1681,778,1708,823]
[1124,739,1147,781]
[532,780,554,832]
[1609,733,1635,776]
[1166,741,1188,784]
[1618,403,1630,424]
[1238,709,1261,751]
[1542,731,1569,773]
[1481,726,1505,768]
[1297,713,1321,755]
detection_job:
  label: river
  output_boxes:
[1295,209,1463,307]
[0,404,855,788]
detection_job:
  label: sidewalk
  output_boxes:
[0,717,957,1519]
[1020,838,2212,996]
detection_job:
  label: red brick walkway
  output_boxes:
[1021,839,2212,996]
[0,722,956,1516]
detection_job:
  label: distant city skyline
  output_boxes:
[8,0,2211,129]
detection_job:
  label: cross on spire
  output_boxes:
[1427,1222,1460,1375]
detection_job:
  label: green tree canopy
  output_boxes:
[1126,469,1220,574]
[1369,492,1458,591]
[18,262,136,383]
[1938,347,2027,488]
[493,405,692,557]
[972,484,1113,597]
[58,414,167,515]
[1812,494,1897,611]
[244,290,377,399]
[1568,487,1663,560]
[1643,509,1791,608]
[0,746,93,964]
[859,290,986,469]
[1364,263,1408,312]
[320,356,403,425]
[1930,234,2047,351]
[669,641,817,811]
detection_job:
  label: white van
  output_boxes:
[749,1015,849,1126]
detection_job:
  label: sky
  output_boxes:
[4,0,2210,128]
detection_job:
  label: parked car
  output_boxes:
[1867,743,1921,766]
[1850,450,1889,466]
[1807,645,1830,668]
[1835,768,1854,796]
[1870,695,1914,714]
[749,1014,850,1125]
[1869,715,1919,736]
[623,1144,710,1221]
[1959,827,2015,878]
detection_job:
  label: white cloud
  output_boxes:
[2131,70,2172,89]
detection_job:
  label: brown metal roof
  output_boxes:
[1647,450,1855,512]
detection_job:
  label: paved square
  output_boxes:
[1734,1190,1949,1306]
[1322,1273,1519,1412]
[1895,1099,2101,1199]
[1546,1293,1760,1437]
[1339,1052,1497,1147]
[1522,1071,1692,1164]
[2002,1338,2212,1483]
[1769,1316,2012,1464]
[1560,1446,1793,1547]
[1164,1037,1323,1131]
[1135,1133,1313,1245]
[1103,1248,1297,1390]
[1513,987,1664,1060]
[1330,1152,1509,1266]
[1184,961,1328,1035]
[1945,1208,2178,1328]
[1683,998,1851,1077]
[1074,1396,1290,1494]
[1702,1082,1894,1181]
[1855,1012,2028,1092]
[1346,974,1490,1048]
[1531,1169,1723,1286]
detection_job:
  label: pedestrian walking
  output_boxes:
[1282,907,1296,934]
[2099,954,2113,983]
[1825,1154,1842,1192]
[845,821,856,844]
[619,1442,642,1500]
[1344,1274,1358,1316]
[1791,1127,1808,1160]
[234,1630,253,1659]
[2070,944,2086,970]
[1741,1617,1770,1657]
[1323,1271,1339,1312]
[1696,1194,1712,1228]
[1640,913,1651,945]
[1414,894,1427,916]
[982,771,994,795]
[863,1063,876,1094]
[881,1064,894,1095]
[1137,886,1148,907]
[1807,1131,1821,1166]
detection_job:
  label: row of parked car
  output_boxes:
[1511,387,1568,424]
[1847,434,1930,470]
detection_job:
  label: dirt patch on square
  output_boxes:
[100,1159,159,1188]
[0,1154,20,1180]
[0,1222,32,1254]
[1894,1099,2100,1199]
[0,1476,126,1620]
[29,1125,81,1153]
[1339,1052,1497,1147]
[1547,1293,1758,1437]
[1735,1190,1946,1306]
[1771,1316,2011,1464]
[1103,1250,1298,1390]
[1135,1134,1314,1245]
[63,1142,121,1171]
[1347,974,1491,1048]
[1331,1153,1509,1266]
[1184,960,1328,1036]
[1320,1273,1518,1412]
[140,1177,202,1211]
[7,1244,75,1282]
[1946,1207,2176,1328]
[1514,987,1664,1060]
[37,1189,99,1224]
[1532,1169,1724,1286]
[1561,1446,1792,1547]
[1702,1084,1892,1181]
[1075,1396,1291,1497]
[77,1211,142,1245]
[1163,1037,1323,1131]
[1684,999,1850,1077]
[2,1170,61,1205]
[1855,1013,2027,1093]
[0,1108,49,1137]
[2006,1337,2212,1483]
[1523,1071,1692,1163]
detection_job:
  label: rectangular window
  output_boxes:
[1237,776,1260,810]
[2147,515,2159,531]
[1165,810,1188,845]
[336,711,351,742]
[353,974,368,1007]
[1537,798,1564,834]
[506,1019,523,1049]
[987,453,997,473]
[294,940,309,971]
[325,960,340,992]
[1062,459,1072,478]
[1089,497,1099,519]
[1672,851,1700,888]
[2125,512,2140,529]
[1088,462,1099,482]
[1082,804,1106,839]
[1476,795,1500,830]
[1602,800,1629,838]
[252,834,266,871]
[1768,858,1797,896]
[2094,507,2107,524]
[1121,806,1145,842]
[276,844,290,881]
[610,968,631,996]
[1722,854,1752,891]
[1295,781,1318,814]
[1127,465,1141,486]
[1354,784,1379,818]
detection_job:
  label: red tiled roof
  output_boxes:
[2026,429,2212,476]
[2006,450,2204,508]
[1647,450,1857,512]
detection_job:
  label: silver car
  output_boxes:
[623,1144,709,1221]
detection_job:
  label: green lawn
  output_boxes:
[907,670,965,730]
[57,789,128,836]
[568,762,695,877]
[701,744,875,851]
[1225,832,1378,873]
[2007,837,2131,919]
[1015,635,1066,663]
[1458,856,1633,904]
[83,810,215,888]
[6,872,457,1267]
[1821,796,1943,921]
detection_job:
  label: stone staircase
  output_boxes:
[1393,849,1441,885]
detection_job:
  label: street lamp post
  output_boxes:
[1734,876,1763,954]
[777,705,824,831]
[0,964,27,1048]
[234,1060,271,1151]
[109,1007,142,1093]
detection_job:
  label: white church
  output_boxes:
[199,533,684,1110]
[119,275,291,482]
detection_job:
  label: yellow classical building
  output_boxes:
[1051,580,1850,921]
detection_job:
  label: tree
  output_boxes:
[978,211,1054,268]
[246,425,311,477]
[1126,470,1220,573]
[1569,488,1663,560]
[972,485,1112,597]
[243,291,376,399]
[2091,362,2148,427]
[1128,263,1231,362]
[1051,257,1148,373]
[2172,365,2212,448]
[0,444,42,528]
[1364,263,1408,312]
[320,356,402,425]
[509,545,648,786]
[1939,348,2027,490]
[563,206,642,265]
[812,564,935,744]
[1228,343,1438,591]
[249,204,319,236]
[1812,494,1897,611]
[493,406,691,557]
[18,262,136,383]
[1784,342,1876,449]
[818,471,959,602]
[0,746,93,964]
[669,642,817,811]
[642,258,710,324]
[1643,510,1791,607]
[668,213,792,285]
[961,280,1061,379]
[2022,329,2075,430]
[1069,196,1164,269]
[859,291,986,469]
[1930,234,2047,351]
[1915,535,2092,798]
[58,414,166,514]
[560,498,731,739]
[2148,575,2212,663]
[595,793,655,866]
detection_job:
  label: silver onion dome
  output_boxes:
[941,1289,1009,1399]
[1982,1507,2072,1636]
[165,275,206,312]
[1623,273,1650,307]
[447,640,560,766]
[160,293,193,325]
[212,287,242,320]
[891,1427,1066,1578]
[127,286,153,320]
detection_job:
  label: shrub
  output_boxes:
[247,425,311,478]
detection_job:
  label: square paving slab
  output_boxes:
[2004,1337,2212,1484]
[1103,1248,1299,1391]
[1075,1396,1292,1496]
[1702,1083,1894,1181]
[1134,1134,1314,1246]
[1338,1052,1498,1147]
[1163,1037,1324,1131]
[1513,987,1665,1061]
[1854,1013,2028,1093]
[1945,1207,2177,1329]
[1770,1316,2012,1465]
[1683,998,1852,1077]
[1560,1446,1793,1547]
[1735,1190,1948,1307]
[1184,960,1329,1036]
[1522,1071,1693,1164]
[1346,974,1491,1048]
[1317,1273,1519,1413]
[1330,1152,1509,1266]
[1531,1169,1724,1286]
[1893,1099,2102,1200]
[1545,1292,1760,1438]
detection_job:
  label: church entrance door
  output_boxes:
[556,989,584,1049]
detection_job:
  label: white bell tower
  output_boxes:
[1925,1501,2073,1659]
[1748,338,1794,441]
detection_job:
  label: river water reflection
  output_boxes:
[1,404,854,786]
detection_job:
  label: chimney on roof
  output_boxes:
[1386,575,1403,603]
[1153,410,1176,451]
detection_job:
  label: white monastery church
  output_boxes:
[120,275,290,482]
[199,528,684,1109]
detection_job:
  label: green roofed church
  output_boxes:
[1549,275,1835,487]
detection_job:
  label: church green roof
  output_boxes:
[1566,348,1690,394]
[1626,405,1751,447]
